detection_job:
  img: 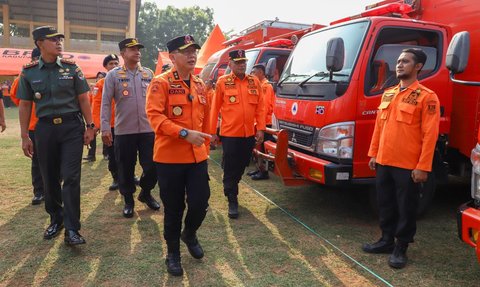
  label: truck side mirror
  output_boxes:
[326,37,345,72]
[266,58,277,82]
[446,31,470,74]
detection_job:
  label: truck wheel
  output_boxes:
[368,172,436,218]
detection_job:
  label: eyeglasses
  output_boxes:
[44,37,64,43]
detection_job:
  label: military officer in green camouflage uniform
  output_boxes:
[17,26,94,246]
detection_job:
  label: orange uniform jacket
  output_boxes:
[260,78,275,125]
[209,73,266,136]
[146,69,211,164]
[10,76,38,131]
[92,78,115,129]
[368,81,440,172]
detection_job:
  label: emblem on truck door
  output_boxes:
[291,102,298,115]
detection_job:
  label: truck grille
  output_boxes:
[278,120,315,148]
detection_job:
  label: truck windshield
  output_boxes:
[280,21,369,83]
[245,49,260,73]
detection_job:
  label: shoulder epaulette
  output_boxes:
[60,58,76,65]
[23,60,39,69]
[419,85,435,94]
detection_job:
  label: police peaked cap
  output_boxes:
[167,35,201,53]
[118,38,144,50]
[32,26,64,41]
[229,49,248,61]
[103,54,119,67]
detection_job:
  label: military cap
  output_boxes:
[229,49,248,62]
[31,48,41,60]
[118,38,144,50]
[252,63,266,73]
[32,26,65,41]
[96,71,106,79]
[103,54,119,67]
[167,35,201,53]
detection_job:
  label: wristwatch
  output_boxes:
[179,129,189,139]
[86,122,95,129]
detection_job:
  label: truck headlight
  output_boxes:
[316,122,354,159]
[471,144,480,201]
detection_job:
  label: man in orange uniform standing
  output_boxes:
[249,63,275,180]
[91,54,120,190]
[209,50,266,219]
[146,35,211,276]
[10,48,44,205]
[363,48,440,269]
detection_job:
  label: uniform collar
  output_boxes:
[38,56,63,69]
[395,80,420,93]
[122,63,142,72]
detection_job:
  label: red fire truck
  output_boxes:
[199,20,314,83]
[258,0,480,215]
[446,32,480,262]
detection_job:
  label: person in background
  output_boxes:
[208,49,266,219]
[363,48,440,269]
[248,63,275,180]
[17,26,94,245]
[10,48,44,205]
[101,38,160,217]
[0,89,5,132]
[83,72,106,162]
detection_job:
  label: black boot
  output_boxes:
[181,229,204,259]
[123,194,134,218]
[362,237,395,254]
[388,242,408,269]
[251,171,269,180]
[165,253,183,276]
[227,195,239,219]
[138,190,160,210]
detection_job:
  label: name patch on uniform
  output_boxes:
[58,76,73,80]
[225,84,236,89]
[118,78,130,82]
[247,85,257,89]
[141,78,151,83]
[248,89,258,95]
[168,88,185,94]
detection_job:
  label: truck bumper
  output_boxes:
[263,140,369,186]
[457,201,480,263]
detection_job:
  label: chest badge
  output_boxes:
[34,92,42,99]
[122,82,128,88]
[122,90,129,96]
[229,96,236,103]
[173,106,183,116]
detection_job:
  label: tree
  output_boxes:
[137,3,215,70]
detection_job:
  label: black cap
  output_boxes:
[167,35,201,53]
[103,54,119,67]
[96,71,106,79]
[118,38,144,50]
[252,63,266,73]
[31,48,40,60]
[229,49,248,62]
[32,26,64,41]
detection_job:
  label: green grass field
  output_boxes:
[0,107,479,286]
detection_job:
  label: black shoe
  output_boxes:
[31,194,45,205]
[134,176,140,186]
[181,230,204,259]
[44,222,64,239]
[251,171,269,180]
[165,253,183,276]
[362,238,395,254]
[123,204,134,218]
[138,190,160,210]
[227,195,239,219]
[64,230,86,246]
[83,156,96,162]
[388,243,408,269]
[247,170,259,176]
[108,180,119,191]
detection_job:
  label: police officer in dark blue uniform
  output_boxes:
[17,26,94,246]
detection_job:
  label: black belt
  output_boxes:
[39,112,82,125]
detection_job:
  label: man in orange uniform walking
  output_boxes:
[209,49,266,219]
[91,54,120,190]
[146,35,211,276]
[249,63,275,180]
[10,48,44,205]
[363,48,440,269]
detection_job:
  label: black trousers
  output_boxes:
[221,136,256,197]
[376,164,419,244]
[114,132,156,197]
[107,128,118,180]
[35,113,84,231]
[29,130,44,197]
[156,160,210,253]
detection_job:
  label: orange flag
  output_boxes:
[195,24,226,74]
